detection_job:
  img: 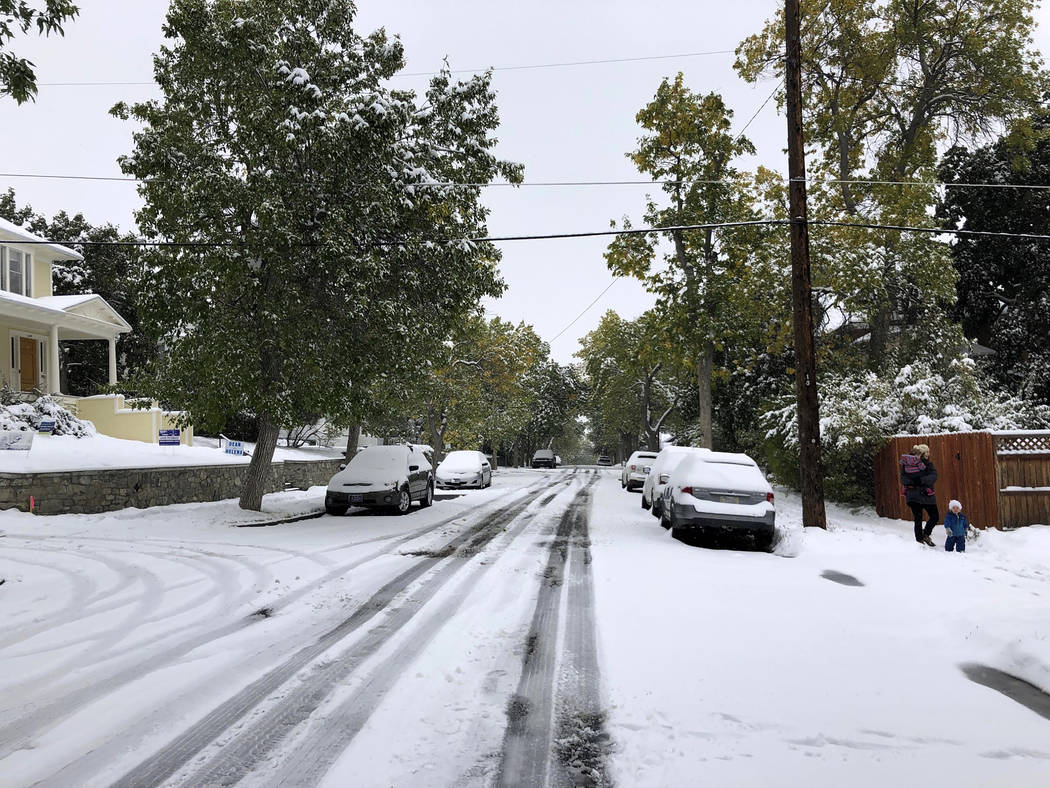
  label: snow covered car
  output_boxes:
[436,450,492,489]
[597,455,614,466]
[640,446,709,517]
[324,444,434,516]
[531,449,557,469]
[660,451,775,548]
[621,450,659,491]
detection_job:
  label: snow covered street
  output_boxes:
[1,468,1049,787]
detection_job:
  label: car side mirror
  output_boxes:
[338,463,346,471]
[409,464,419,471]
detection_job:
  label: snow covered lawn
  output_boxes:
[0,433,343,473]
[590,472,1050,787]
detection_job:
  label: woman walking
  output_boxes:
[900,443,938,546]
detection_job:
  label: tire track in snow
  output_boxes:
[250,480,590,788]
[95,478,568,788]
[496,476,604,788]
[495,480,591,788]
[0,477,560,763]
[553,488,612,787]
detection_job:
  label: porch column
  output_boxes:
[108,336,118,386]
[48,325,60,394]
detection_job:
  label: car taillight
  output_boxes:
[766,492,775,503]
[630,464,636,470]
[659,474,670,484]
[681,486,693,495]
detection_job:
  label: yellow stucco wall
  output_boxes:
[32,259,53,298]
[77,395,194,446]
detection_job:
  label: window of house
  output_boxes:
[8,249,24,295]
[0,246,33,296]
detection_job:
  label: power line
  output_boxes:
[6,170,1050,193]
[35,49,736,87]
[13,217,1050,250]
[550,277,622,343]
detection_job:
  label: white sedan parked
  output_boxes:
[640,446,709,517]
[435,450,492,489]
[621,450,659,491]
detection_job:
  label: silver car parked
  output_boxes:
[640,446,709,517]
[659,451,775,548]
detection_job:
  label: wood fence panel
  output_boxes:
[874,432,999,529]
[996,449,1050,528]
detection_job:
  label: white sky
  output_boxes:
[6,0,1050,363]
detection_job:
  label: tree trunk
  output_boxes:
[343,423,361,458]
[239,411,280,511]
[696,342,714,449]
[425,404,446,466]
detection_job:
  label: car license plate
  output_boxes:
[718,495,738,504]
[350,494,363,503]
[643,466,651,473]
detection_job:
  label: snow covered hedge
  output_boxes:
[0,394,96,437]
[762,358,1050,503]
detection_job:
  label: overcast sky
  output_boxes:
[6,1,1050,362]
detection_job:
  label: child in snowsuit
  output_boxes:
[944,499,968,552]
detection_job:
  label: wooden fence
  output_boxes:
[874,431,1050,529]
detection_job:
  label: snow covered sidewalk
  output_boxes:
[589,472,1050,787]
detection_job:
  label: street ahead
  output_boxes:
[1,469,1048,787]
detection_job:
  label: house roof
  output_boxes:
[0,289,131,338]
[0,217,84,261]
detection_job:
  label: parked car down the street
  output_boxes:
[325,444,434,516]
[660,451,775,548]
[531,448,557,469]
[640,446,709,517]
[621,450,659,491]
[435,450,492,489]
[597,455,614,466]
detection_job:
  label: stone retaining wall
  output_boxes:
[0,457,345,516]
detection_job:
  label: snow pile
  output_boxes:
[0,395,96,437]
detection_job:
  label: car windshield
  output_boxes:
[534,450,554,458]
[347,446,405,473]
[439,451,481,472]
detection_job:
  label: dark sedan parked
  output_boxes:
[325,444,434,515]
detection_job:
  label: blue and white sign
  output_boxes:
[0,431,34,450]
[159,429,181,447]
[224,440,245,456]
[37,419,56,435]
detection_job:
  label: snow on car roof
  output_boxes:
[348,444,407,470]
[703,451,758,466]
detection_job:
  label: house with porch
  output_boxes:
[0,218,190,444]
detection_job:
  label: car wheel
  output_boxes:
[325,503,347,516]
[641,493,650,510]
[394,487,412,515]
[621,477,626,489]
[651,498,662,519]
[419,483,434,508]
[661,504,671,530]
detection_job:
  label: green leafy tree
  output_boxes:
[607,76,786,447]
[0,1,78,103]
[113,0,521,509]
[939,108,1050,405]
[737,0,1046,364]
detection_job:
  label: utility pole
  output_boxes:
[784,0,827,528]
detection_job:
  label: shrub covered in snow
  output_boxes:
[762,358,1050,503]
[0,395,96,437]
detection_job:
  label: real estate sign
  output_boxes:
[0,431,34,450]
[159,429,181,447]
[37,420,56,435]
